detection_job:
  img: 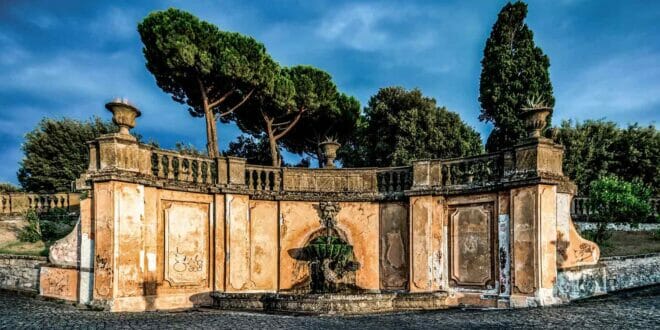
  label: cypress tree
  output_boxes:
[479,1,554,151]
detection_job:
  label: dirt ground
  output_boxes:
[599,231,660,257]
[0,217,47,256]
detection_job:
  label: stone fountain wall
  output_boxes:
[37,102,602,312]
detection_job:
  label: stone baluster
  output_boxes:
[256,170,263,191]
[201,162,208,183]
[246,169,254,189]
[273,169,281,191]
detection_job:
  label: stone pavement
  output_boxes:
[1,286,659,329]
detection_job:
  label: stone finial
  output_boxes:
[319,138,341,168]
[105,98,141,136]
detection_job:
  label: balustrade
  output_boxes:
[245,165,281,192]
[439,154,502,187]
[377,167,412,193]
[150,149,215,184]
[0,193,78,215]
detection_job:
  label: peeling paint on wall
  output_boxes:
[498,214,510,297]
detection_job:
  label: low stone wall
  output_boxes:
[0,254,47,293]
[555,253,660,302]
[575,222,660,232]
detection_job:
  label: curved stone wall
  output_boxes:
[39,127,601,312]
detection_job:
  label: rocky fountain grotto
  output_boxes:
[298,202,360,294]
[38,99,601,314]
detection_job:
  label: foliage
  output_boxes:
[586,176,655,243]
[555,120,659,194]
[224,135,275,166]
[39,207,77,242]
[139,8,279,157]
[17,210,42,243]
[17,117,117,193]
[479,1,554,152]
[17,208,75,243]
[283,92,360,167]
[611,123,659,193]
[235,65,341,167]
[223,135,311,167]
[0,182,21,193]
[174,141,206,157]
[588,176,654,223]
[340,87,482,167]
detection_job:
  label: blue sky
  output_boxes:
[0,0,658,185]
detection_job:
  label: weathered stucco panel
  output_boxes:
[245,200,278,291]
[154,190,213,299]
[40,266,79,301]
[279,201,322,291]
[226,194,251,292]
[409,196,443,292]
[556,193,599,269]
[539,185,557,290]
[116,183,144,298]
[448,203,494,288]
[511,187,536,296]
[163,200,209,287]
[214,194,225,292]
[141,187,158,298]
[379,203,409,290]
[93,182,114,301]
[336,202,380,291]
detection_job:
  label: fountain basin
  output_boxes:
[211,291,449,315]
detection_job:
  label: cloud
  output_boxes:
[88,6,138,40]
[318,3,391,51]
[555,50,660,123]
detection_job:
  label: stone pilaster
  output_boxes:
[408,195,444,292]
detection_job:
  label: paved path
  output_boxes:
[1,286,659,329]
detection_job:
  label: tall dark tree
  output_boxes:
[18,117,117,193]
[341,87,482,167]
[479,1,554,151]
[283,93,360,167]
[234,66,339,167]
[138,9,278,157]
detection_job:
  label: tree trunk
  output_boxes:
[203,106,219,158]
[198,78,219,158]
[266,123,280,167]
[316,145,324,168]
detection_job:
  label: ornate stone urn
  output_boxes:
[319,139,341,168]
[105,98,141,136]
[521,96,552,139]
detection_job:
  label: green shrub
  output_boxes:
[586,176,654,244]
[588,176,654,223]
[17,210,42,243]
[38,208,76,242]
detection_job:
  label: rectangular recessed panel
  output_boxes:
[449,203,495,289]
[163,200,210,287]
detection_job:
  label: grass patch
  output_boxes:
[599,231,660,257]
[0,240,48,256]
